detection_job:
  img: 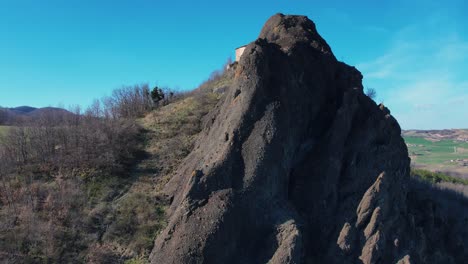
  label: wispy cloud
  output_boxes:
[357,18,468,129]
[362,25,389,34]
[414,103,435,112]
[357,42,412,79]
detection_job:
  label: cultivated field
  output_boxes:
[404,134,468,179]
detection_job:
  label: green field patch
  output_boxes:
[404,136,468,165]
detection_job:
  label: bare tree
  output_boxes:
[0,107,7,124]
[100,84,153,119]
[365,87,377,100]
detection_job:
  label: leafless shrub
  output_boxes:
[0,173,85,262]
[1,102,143,177]
[100,84,153,119]
[365,87,376,99]
[0,107,7,124]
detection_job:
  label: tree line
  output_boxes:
[0,84,179,262]
[0,84,173,176]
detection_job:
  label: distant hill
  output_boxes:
[403,129,468,142]
[28,107,72,118]
[0,106,72,125]
[8,106,37,114]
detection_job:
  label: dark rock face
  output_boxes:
[150,14,467,263]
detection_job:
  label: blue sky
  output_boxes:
[0,0,467,129]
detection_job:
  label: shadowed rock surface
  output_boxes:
[150,14,467,263]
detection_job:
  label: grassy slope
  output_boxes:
[99,74,230,262]
[0,71,232,263]
[0,125,10,137]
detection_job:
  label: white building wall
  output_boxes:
[235,46,246,62]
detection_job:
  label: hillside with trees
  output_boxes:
[0,68,233,263]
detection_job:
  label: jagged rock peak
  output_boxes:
[258,13,334,56]
[149,13,467,264]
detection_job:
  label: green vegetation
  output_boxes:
[404,134,468,189]
[404,136,468,165]
[411,168,468,185]
[151,86,165,104]
[103,192,167,254]
[124,257,149,264]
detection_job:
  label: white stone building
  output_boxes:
[235,45,247,62]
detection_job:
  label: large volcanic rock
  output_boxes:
[150,14,467,263]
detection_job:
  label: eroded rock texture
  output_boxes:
[150,14,467,263]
